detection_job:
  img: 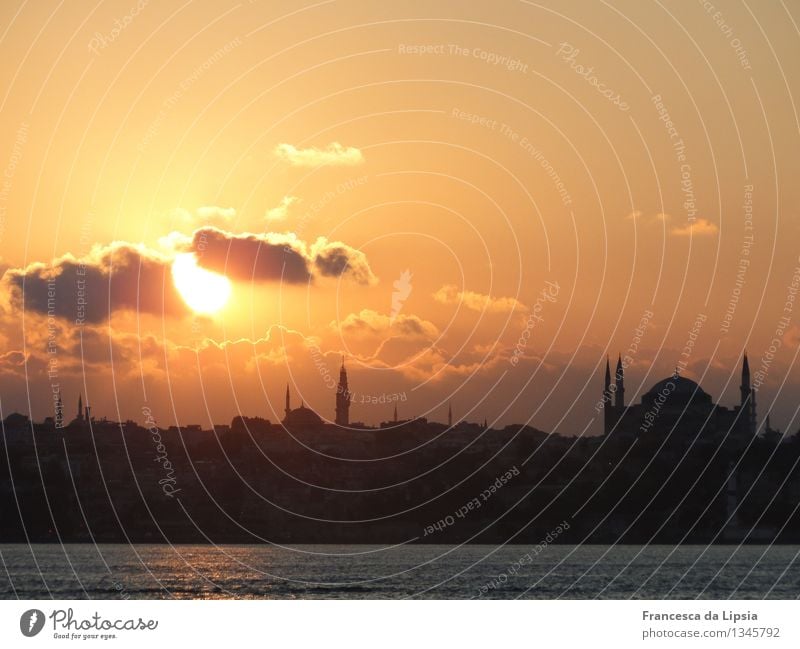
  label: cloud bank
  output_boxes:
[3,243,188,323]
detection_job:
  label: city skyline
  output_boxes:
[8,347,789,445]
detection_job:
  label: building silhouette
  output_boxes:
[282,383,324,430]
[603,351,757,440]
[280,358,352,430]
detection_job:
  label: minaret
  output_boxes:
[448,402,452,427]
[285,384,291,419]
[335,357,350,426]
[393,405,398,422]
[740,352,753,434]
[77,394,83,422]
[615,354,625,408]
[603,357,612,434]
[740,351,751,406]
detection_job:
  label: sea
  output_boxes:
[0,544,797,599]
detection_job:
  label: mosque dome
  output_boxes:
[641,374,712,407]
[283,404,324,429]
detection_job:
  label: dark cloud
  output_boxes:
[190,227,312,283]
[2,228,377,325]
[190,227,377,285]
[312,238,377,285]
[3,243,187,323]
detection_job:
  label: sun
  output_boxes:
[171,253,232,314]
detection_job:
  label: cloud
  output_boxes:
[671,218,718,236]
[188,227,377,285]
[311,237,377,285]
[193,324,318,370]
[266,196,299,221]
[0,350,26,370]
[334,309,441,368]
[336,309,439,340]
[274,142,364,167]
[2,226,377,326]
[2,243,188,323]
[188,227,312,283]
[433,285,526,313]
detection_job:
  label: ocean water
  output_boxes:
[0,544,797,599]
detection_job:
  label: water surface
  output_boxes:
[1,544,797,599]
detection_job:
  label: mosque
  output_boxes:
[602,352,759,441]
[281,358,350,429]
[280,352,770,441]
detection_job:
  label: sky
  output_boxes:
[0,0,798,435]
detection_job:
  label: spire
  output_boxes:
[335,355,350,426]
[738,351,756,436]
[77,394,83,422]
[393,404,398,422]
[602,356,613,435]
[285,384,291,417]
[448,402,453,427]
[614,354,625,408]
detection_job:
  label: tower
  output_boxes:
[285,383,291,419]
[335,357,350,426]
[740,352,754,434]
[448,402,452,427]
[740,351,751,408]
[393,404,398,422]
[603,357,612,434]
[615,354,625,408]
[77,394,83,423]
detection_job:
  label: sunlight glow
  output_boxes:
[171,253,231,314]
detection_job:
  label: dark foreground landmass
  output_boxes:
[2,412,799,544]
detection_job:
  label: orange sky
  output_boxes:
[0,0,798,435]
